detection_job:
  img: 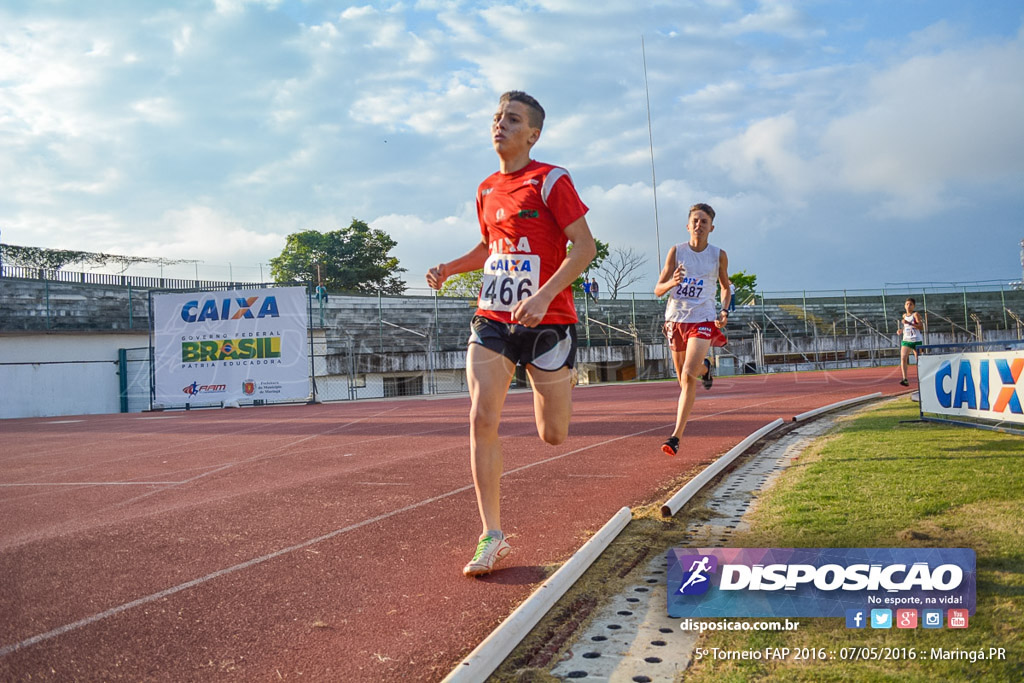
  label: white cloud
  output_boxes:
[1,2,1022,292]
[822,36,1024,217]
[708,114,816,198]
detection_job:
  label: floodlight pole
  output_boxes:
[642,35,663,266]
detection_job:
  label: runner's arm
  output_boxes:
[510,216,596,327]
[716,249,730,328]
[426,239,489,289]
[653,246,681,298]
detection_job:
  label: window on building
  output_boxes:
[383,375,423,398]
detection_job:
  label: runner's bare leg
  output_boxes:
[467,343,515,534]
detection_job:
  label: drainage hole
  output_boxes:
[651,640,667,646]
[634,587,649,593]
[659,627,673,634]
[632,677,652,683]
[567,672,588,679]
[617,610,633,616]
[582,652,601,659]
[644,657,663,664]
[626,597,640,603]
[646,578,658,584]
[607,624,622,630]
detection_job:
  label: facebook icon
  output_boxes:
[845,609,866,628]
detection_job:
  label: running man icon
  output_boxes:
[678,556,713,594]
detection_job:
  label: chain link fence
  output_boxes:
[3,271,1023,412]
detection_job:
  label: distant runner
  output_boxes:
[654,203,731,456]
[899,297,924,387]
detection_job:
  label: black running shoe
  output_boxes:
[899,379,909,387]
[702,358,713,390]
[661,436,679,456]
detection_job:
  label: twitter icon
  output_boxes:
[871,609,892,629]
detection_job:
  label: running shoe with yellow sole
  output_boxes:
[463,533,511,577]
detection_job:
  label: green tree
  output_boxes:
[439,269,483,298]
[572,238,609,292]
[270,219,406,294]
[729,270,758,304]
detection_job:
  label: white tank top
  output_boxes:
[902,313,923,342]
[664,242,720,323]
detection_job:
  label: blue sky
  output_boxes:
[2,0,1022,293]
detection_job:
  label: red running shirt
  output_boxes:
[475,160,588,325]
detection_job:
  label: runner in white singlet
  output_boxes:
[899,297,924,387]
[653,203,732,456]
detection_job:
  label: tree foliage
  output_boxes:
[597,246,649,299]
[269,219,406,294]
[438,269,483,298]
[572,238,610,292]
[729,270,758,304]
[0,243,193,272]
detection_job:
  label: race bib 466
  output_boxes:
[479,253,540,312]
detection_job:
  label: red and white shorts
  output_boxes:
[664,321,727,352]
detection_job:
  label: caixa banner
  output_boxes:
[667,548,975,618]
[151,287,310,406]
[918,350,1024,426]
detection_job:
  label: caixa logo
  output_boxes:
[181,296,280,323]
[935,358,1023,414]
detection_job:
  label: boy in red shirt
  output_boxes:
[427,91,597,576]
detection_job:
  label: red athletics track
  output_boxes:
[0,367,906,681]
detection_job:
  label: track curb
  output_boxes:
[441,506,632,683]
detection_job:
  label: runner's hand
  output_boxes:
[426,264,447,290]
[511,293,551,328]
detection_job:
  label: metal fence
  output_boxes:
[5,269,1024,413]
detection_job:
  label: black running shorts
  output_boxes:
[469,315,577,371]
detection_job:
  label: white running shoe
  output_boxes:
[463,533,511,577]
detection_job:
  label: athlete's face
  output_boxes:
[905,301,915,313]
[687,209,714,243]
[492,101,539,157]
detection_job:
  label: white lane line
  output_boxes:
[114,407,405,507]
[0,420,669,658]
[0,482,183,488]
[566,474,627,478]
[0,394,795,658]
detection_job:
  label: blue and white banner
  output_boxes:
[667,548,975,618]
[918,350,1024,426]
[152,287,310,405]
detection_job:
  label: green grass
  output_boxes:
[684,398,1024,682]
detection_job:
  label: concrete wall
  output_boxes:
[0,332,148,419]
